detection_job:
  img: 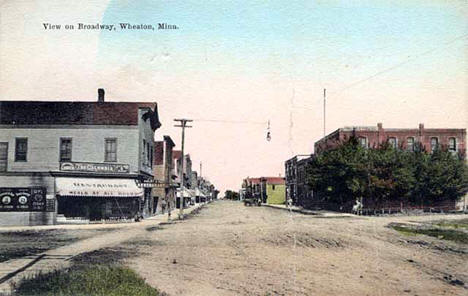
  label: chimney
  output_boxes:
[98,88,105,102]
[377,123,383,145]
[419,123,424,138]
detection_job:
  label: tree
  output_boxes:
[224,190,240,200]
[305,136,468,211]
[420,149,468,202]
[307,137,368,207]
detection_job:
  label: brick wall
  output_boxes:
[315,123,466,157]
[154,141,164,165]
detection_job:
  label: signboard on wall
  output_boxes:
[60,162,130,174]
[135,180,179,188]
[0,187,47,212]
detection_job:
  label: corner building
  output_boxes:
[0,90,161,226]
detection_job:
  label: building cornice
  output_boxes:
[0,124,139,129]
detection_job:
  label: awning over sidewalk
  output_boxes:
[195,188,206,198]
[176,188,194,198]
[55,177,143,197]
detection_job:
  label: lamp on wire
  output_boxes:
[266,120,271,141]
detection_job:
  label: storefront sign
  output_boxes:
[60,162,130,174]
[0,187,46,212]
[55,178,143,197]
[135,180,177,188]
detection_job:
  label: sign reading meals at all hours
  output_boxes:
[60,161,130,173]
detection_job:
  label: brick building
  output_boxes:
[315,123,466,158]
[312,123,467,212]
[152,135,177,215]
[285,155,313,207]
[0,89,161,225]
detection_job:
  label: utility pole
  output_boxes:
[323,88,326,137]
[174,119,193,219]
[200,161,202,178]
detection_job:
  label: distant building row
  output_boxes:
[240,177,285,205]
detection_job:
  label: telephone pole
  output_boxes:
[323,88,326,137]
[174,118,193,219]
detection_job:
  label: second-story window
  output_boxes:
[142,140,146,165]
[406,137,415,152]
[358,137,367,148]
[147,142,151,166]
[430,137,438,152]
[448,138,457,153]
[15,138,28,162]
[105,138,117,162]
[150,145,153,168]
[60,138,72,161]
[0,142,7,172]
[388,137,397,149]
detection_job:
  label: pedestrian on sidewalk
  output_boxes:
[161,198,167,214]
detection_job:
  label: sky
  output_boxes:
[1,0,467,194]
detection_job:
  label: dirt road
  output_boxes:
[0,205,200,294]
[121,200,467,296]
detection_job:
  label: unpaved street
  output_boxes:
[115,201,468,296]
[1,201,467,296]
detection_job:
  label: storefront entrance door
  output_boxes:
[89,199,102,220]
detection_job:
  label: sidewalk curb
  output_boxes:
[0,203,206,232]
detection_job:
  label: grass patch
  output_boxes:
[391,225,468,244]
[391,225,418,237]
[71,247,137,265]
[432,218,468,229]
[11,265,164,296]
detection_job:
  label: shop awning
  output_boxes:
[176,188,194,198]
[55,177,143,197]
[195,188,206,198]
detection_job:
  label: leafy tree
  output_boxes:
[422,149,468,202]
[305,136,468,211]
[307,137,368,207]
[224,190,240,200]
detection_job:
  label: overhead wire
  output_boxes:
[290,33,467,111]
[330,33,468,96]
[191,118,267,125]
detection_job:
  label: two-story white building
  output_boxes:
[0,89,161,226]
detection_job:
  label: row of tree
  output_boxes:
[306,137,468,209]
[224,190,240,200]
